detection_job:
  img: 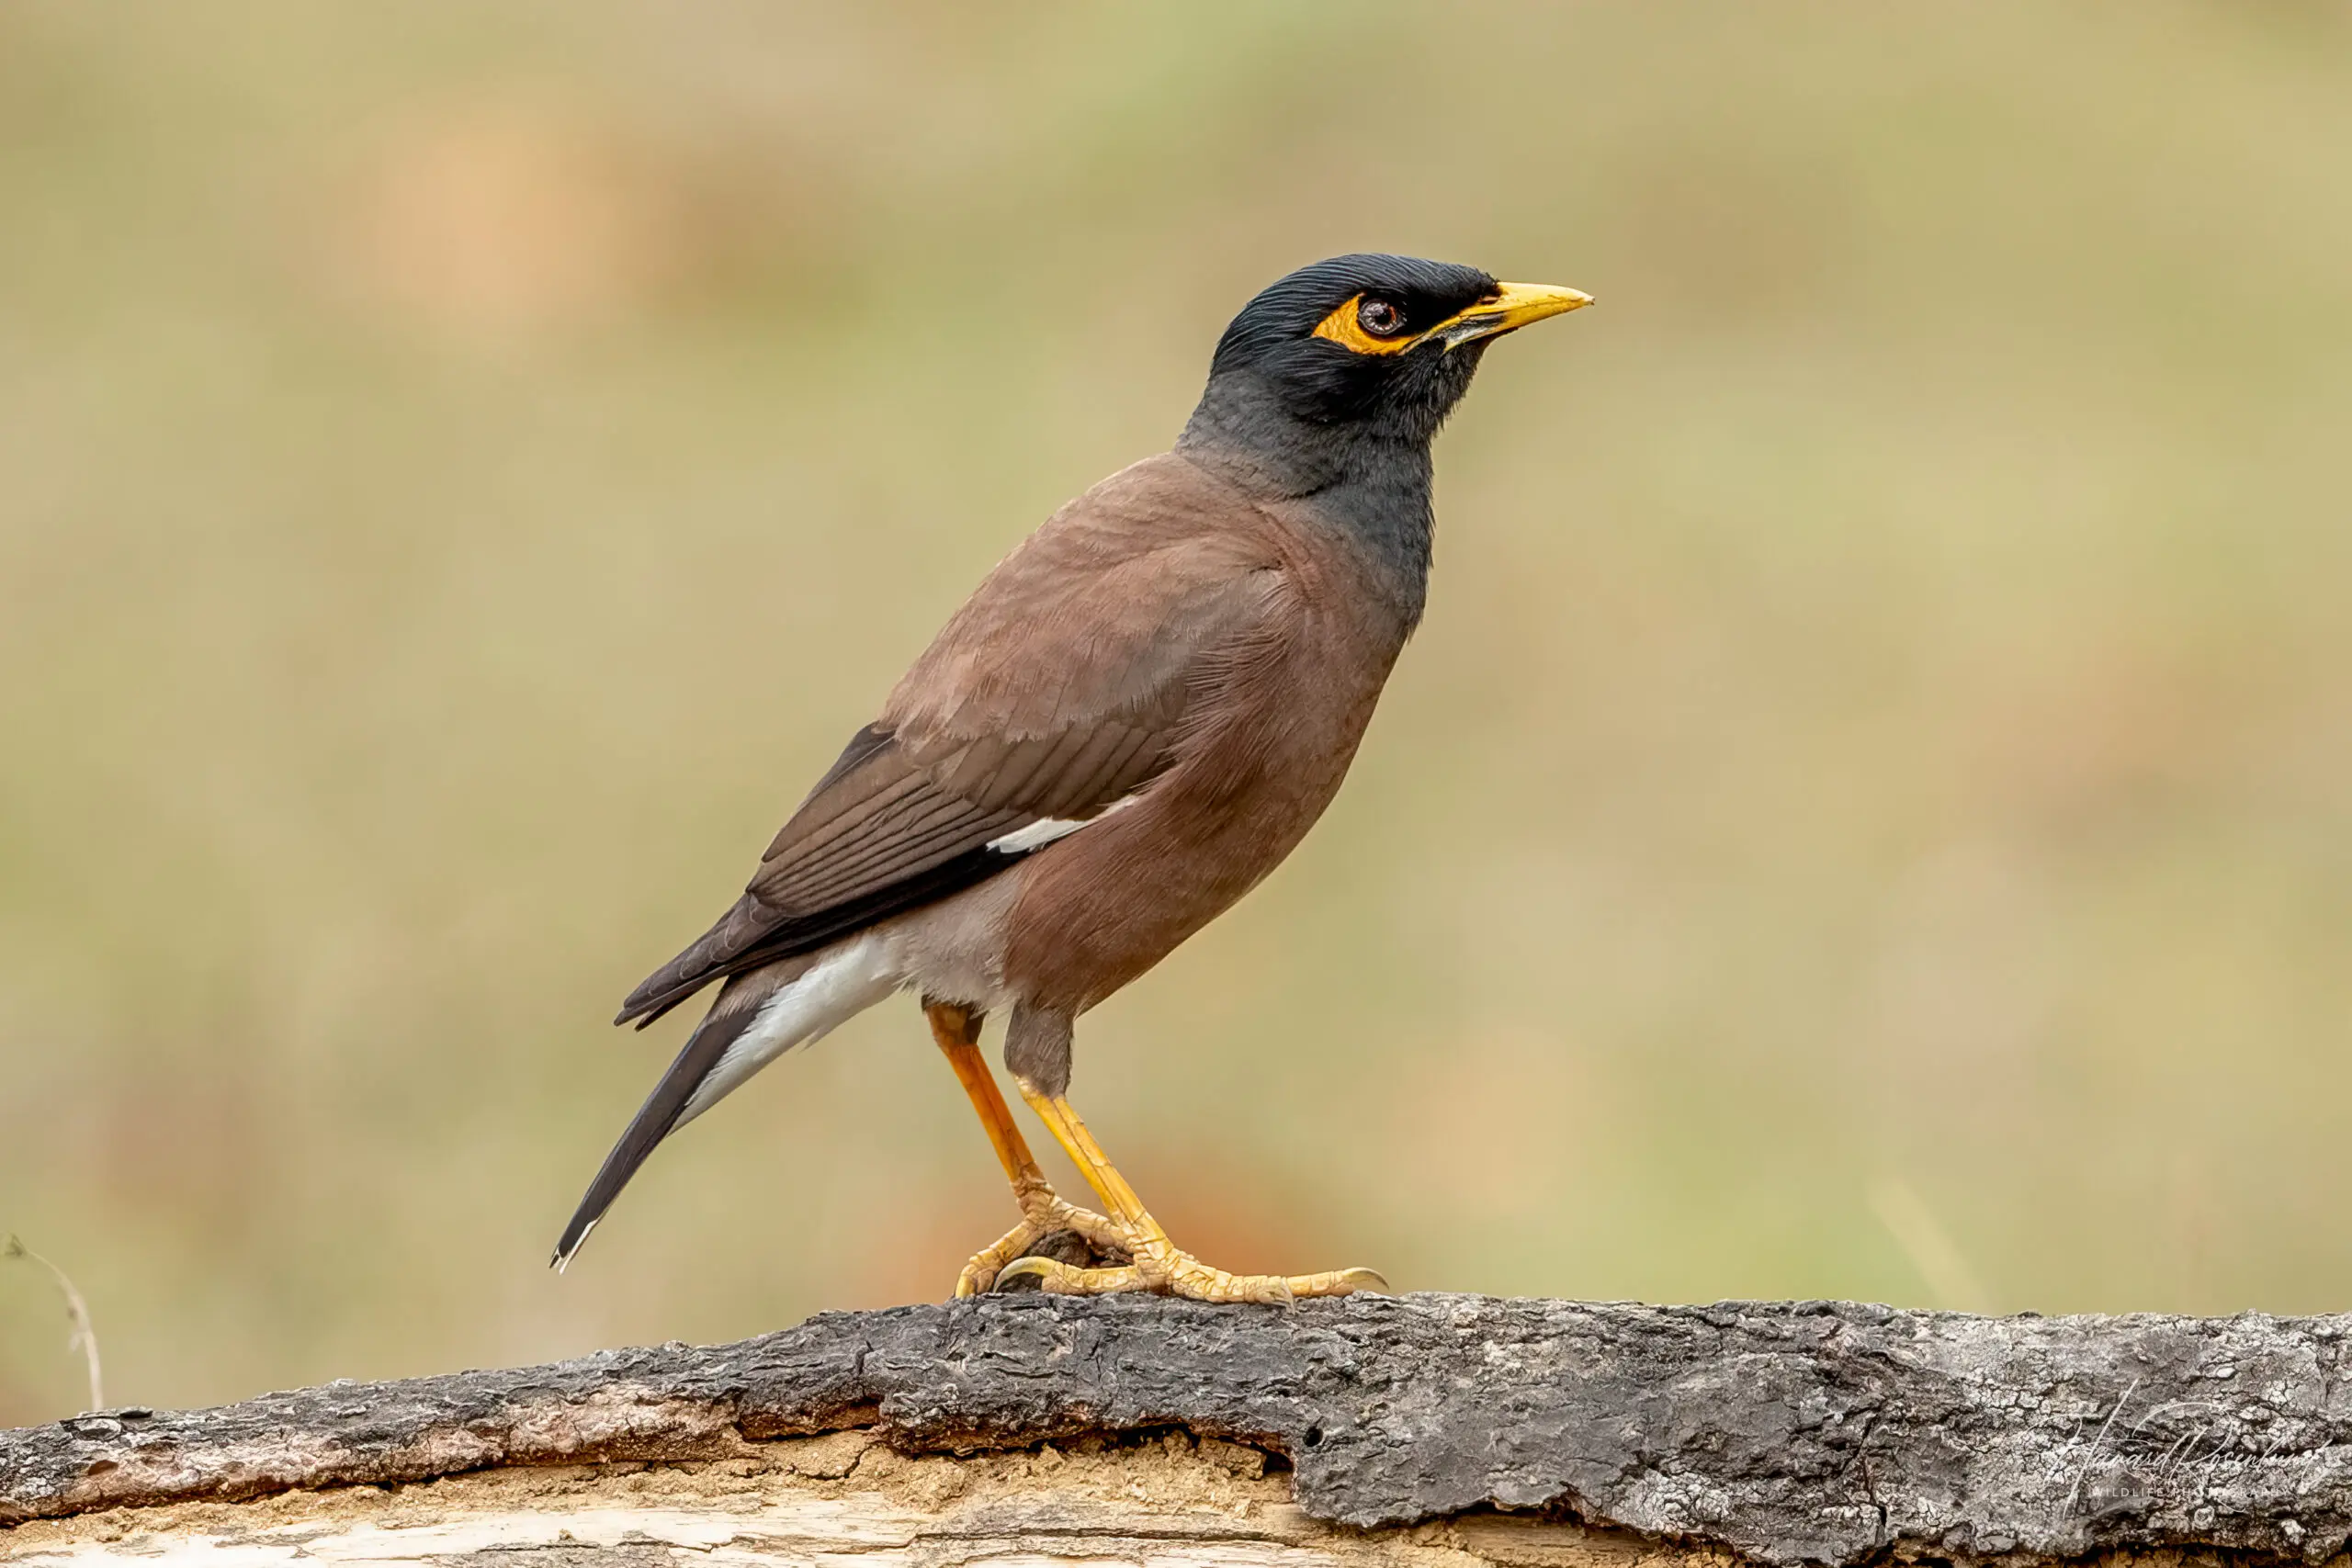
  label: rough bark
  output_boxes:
[3,1294,2348,1566]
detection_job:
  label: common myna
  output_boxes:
[554,254,1589,1301]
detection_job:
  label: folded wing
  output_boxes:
[615,454,1287,1027]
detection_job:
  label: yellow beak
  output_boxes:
[1430,281,1593,348]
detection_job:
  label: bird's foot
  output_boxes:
[994,1217,1385,1303]
[956,1193,1127,1297]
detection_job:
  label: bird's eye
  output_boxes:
[1357,299,1407,337]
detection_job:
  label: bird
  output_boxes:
[553,254,1589,1302]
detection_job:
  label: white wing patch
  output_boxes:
[985,818,1087,853]
[986,793,1141,855]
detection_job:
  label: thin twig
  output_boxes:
[5,1235,105,1412]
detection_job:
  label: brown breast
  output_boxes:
[1001,511,1412,1012]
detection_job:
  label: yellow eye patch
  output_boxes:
[1310,283,1592,358]
[1311,295,1418,356]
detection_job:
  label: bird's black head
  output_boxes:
[1182,254,1590,468]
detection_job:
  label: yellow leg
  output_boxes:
[923,1002,1125,1295]
[1001,1083,1387,1305]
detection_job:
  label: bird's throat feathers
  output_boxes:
[1179,382,1443,628]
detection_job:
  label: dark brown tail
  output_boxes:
[550,996,763,1269]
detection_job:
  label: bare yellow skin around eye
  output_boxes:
[1311,282,1594,358]
[1311,294,1417,356]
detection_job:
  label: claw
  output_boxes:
[954,1201,1129,1296]
[990,1255,1053,1290]
[993,1256,1154,1294]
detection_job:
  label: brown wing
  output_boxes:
[615,454,1287,1026]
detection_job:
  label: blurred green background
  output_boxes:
[5,1,2350,1425]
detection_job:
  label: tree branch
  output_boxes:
[4,1294,2348,1565]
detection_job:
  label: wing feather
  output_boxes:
[615,454,1287,1026]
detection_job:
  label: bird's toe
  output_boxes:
[985,1213,1389,1303]
[956,1206,1128,1296]
[992,1257,1154,1294]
